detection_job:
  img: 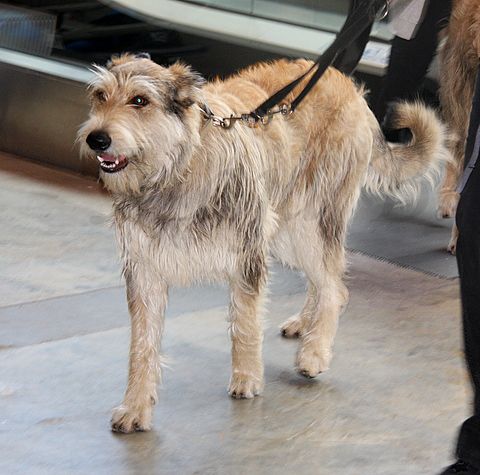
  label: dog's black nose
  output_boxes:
[86,131,111,151]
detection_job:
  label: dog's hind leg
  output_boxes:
[274,223,320,339]
[281,287,317,339]
[277,217,349,345]
[111,266,167,433]
[279,217,347,378]
[297,248,346,378]
[281,282,349,339]
[227,253,267,399]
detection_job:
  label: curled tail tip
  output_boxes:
[367,101,452,204]
[384,101,448,149]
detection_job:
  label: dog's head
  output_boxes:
[78,53,204,194]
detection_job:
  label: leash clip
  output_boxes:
[199,104,239,129]
[199,102,292,131]
[279,103,293,116]
[211,115,227,128]
[220,116,237,129]
[241,114,261,128]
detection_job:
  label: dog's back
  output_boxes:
[203,59,447,214]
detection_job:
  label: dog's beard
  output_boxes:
[99,157,144,195]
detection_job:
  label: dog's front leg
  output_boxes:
[111,266,167,433]
[228,267,266,399]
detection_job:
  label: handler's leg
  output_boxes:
[333,0,373,75]
[375,0,452,121]
[441,67,480,473]
[453,147,480,470]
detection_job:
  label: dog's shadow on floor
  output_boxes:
[273,370,340,392]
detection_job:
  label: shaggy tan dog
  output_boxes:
[78,54,449,433]
[438,0,480,251]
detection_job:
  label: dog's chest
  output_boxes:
[117,219,239,286]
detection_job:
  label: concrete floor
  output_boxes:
[0,152,470,475]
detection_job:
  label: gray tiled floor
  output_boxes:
[349,186,458,278]
[0,152,467,475]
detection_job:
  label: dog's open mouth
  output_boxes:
[97,153,128,173]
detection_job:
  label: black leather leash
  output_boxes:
[200,0,389,129]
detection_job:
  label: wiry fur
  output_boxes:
[438,0,480,252]
[78,54,450,433]
[366,101,448,203]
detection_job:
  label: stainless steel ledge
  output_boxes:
[0,48,96,175]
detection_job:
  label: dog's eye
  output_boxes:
[130,96,149,107]
[95,90,107,103]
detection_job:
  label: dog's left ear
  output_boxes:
[169,62,205,109]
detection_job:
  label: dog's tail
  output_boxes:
[365,102,451,204]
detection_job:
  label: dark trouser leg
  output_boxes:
[374,0,452,121]
[454,67,480,468]
[464,69,480,165]
[333,0,373,75]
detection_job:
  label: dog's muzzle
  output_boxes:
[86,131,129,173]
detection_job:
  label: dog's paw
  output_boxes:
[447,224,459,255]
[296,346,332,379]
[111,404,153,433]
[438,191,459,219]
[447,234,458,255]
[228,372,263,399]
[280,314,304,338]
[447,237,457,255]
